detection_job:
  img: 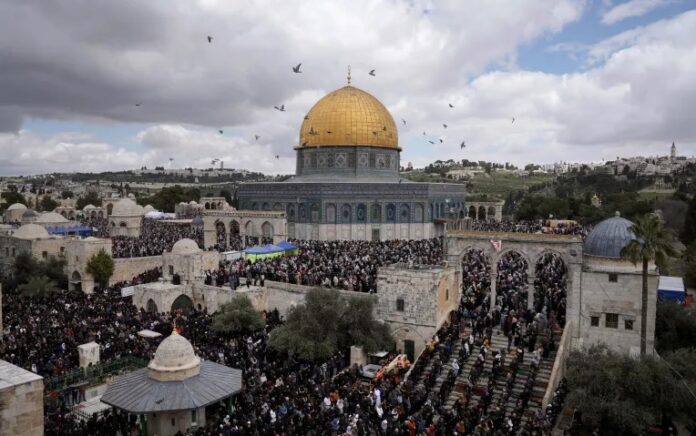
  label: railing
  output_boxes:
[44,356,148,392]
[542,321,572,407]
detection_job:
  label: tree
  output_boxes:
[86,249,114,290]
[219,189,233,206]
[681,195,696,244]
[0,191,26,211]
[268,288,393,361]
[566,345,695,433]
[212,295,264,333]
[61,190,74,199]
[655,301,696,353]
[621,214,677,355]
[38,196,59,212]
[76,191,102,209]
[18,276,58,299]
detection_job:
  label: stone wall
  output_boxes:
[112,256,162,285]
[577,266,658,355]
[291,222,433,241]
[375,264,459,360]
[0,361,44,436]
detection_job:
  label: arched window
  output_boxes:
[356,204,366,223]
[386,204,396,223]
[341,204,352,224]
[371,204,382,222]
[415,204,424,222]
[399,205,410,223]
[325,204,336,224]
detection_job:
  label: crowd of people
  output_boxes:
[469,219,589,237]
[204,238,444,293]
[0,220,574,435]
[111,219,203,258]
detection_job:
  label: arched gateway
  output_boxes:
[445,230,583,332]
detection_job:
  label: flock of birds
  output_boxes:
[139,35,517,167]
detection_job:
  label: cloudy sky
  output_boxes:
[0,0,694,176]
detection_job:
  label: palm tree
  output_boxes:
[621,213,677,355]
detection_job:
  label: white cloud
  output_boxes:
[601,0,673,25]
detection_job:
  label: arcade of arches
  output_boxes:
[202,210,287,250]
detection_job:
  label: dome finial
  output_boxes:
[615,211,621,217]
[347,65,351,85]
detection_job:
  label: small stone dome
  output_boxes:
[171,238,201,255]
[83,204,96,210]
[7,203,27,211]
[111,198,143,217]
[35,212,69,224]
[584,212,636,258]
[22,208,38,218]
[148,331,201,381]
[143,204,155,212]
[13,223,50,240]
[189,200,198,205]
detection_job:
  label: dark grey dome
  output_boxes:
[584,214,636,258]
[22,208,38,218]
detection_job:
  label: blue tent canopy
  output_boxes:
[263,244,285,253]
[276,240,296,251]
[45,226,94,236]
[244,246,272,254]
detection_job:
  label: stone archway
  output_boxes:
[261,221,273,244]
[478,206,486,221]
[171,294,193,313]
[468,205,476,219]
[106,203,113,215]
[146,299,158,314]
[534,251,568,328]
[70,271,82,293]
[215,220,227,249]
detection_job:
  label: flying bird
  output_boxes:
[274,104,285,112]
[449,103,454,108]
[169,158,174,162]
[219,129,224,134]
[275,155,280,159]
[439,138,443,143]
[368,69,376,76]
[443,124,448,129]
[254,135,260,141]
[460,141,466,149]
[511,117,515,124]
[427,140,435,144]
[422,131,426,135]
[134,103,141,107]
[401,118,406,125]
[207,36,213,43]
[292,63,302,73]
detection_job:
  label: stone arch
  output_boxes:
[468,205,477,219]
[211,202,217,210]
[171,294,193,313]
[478,206,486,220]
[273,202,283,211]
[217,202,223,210]
[119,221,127,228]
[251,202,259,211]
[90,211,97,219]
[495,249,531,309]
[390,325,427,362]
[230,220,240,236]
[70,271,82,292]
[106,203,113,215]
[458,210,465,219]
[146,299,158,313]
[215,220,226,248]
[534,251,569,326]
[261,221,273,239]
[459,247,492,292]
[325,204,337,224]
[399,204,410,223]
[97,210,103,218]
[245,220,256,236]
[262,202,270,211]
[340,204,352,224]
[487,206,496,220]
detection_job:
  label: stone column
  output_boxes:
[489,266,497,312]
[527,276,535,311]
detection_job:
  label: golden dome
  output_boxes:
[299,85,399,150]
